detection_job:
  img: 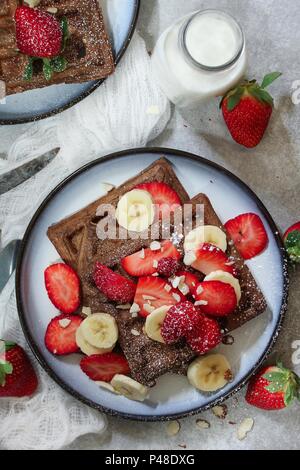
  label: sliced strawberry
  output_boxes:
[44,263,81,314]
[121,240,181,277]
[161,301,200,344]
[186,315,222,355]
[80,352,130,382]
[135,182,181,219]
[45,314,82,355]
[194,281,237,317]
[191,243,236,276]
[225,213,268,260]
[176,270,201,296]
[93,263,136,303]
[134,276,185,318]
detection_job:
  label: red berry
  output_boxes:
[191,243,236,276]
[121,241,181,277]
[0,342,38,397]
[80,352,130,382]
[225,213,268,260]
[157,257,180,277]
[221,73,281,148]
[161,301,199,344]
[194,281,237,317]
[45,314,82,355]
[134,276,185,318]
[15,6,62,58]
[245,365,300,411]
[186,315,222,355]
[44,263,81,314]
[93,263,136,304]
[135,182,181,219]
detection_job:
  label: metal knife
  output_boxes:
[0,239,21,293]
[0,148,58,195]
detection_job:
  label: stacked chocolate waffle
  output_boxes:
[0,0,114,95]
[48,158,267,387]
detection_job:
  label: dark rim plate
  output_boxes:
[0,0,140,126]
[16,147,289,421]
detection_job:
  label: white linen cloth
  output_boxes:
[0,32,171,450]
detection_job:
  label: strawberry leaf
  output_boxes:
[0,360,13,387]
[263,371,287,384]
[265,383,284,393]
[226,87,244,111]
[23,58,33,81]
[261,72,282,89]
[51,56,67,73]
[250,87,274,107]
[43,59,53,81]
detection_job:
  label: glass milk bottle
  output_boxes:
[151,9,247,108]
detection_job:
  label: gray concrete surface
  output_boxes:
[81,0,300,451]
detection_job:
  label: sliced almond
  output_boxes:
[237,418,254,441]
[82,306,92,317]
[171,276,181,289]
[143,304,155,314]
[150,241,161,251]
[153,260,158,268]
[212,404,228,419]
[196,285,204,295]
[196,419,210,429]
[116,304,131,310]
[172,293,181,303]
[142,295,156,301]
[166,420,181,437]
[47,7,58,13]
[139,248,145,259]
[131,329,140,336]
[194,300,208,306]
[58,318,71,328]
[131,312,138,318]
[164,284,172,292]
[130,303,140,314]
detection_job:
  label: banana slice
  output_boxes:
[81,313,118,349]
[184,225,227,253]
[187,354,233,392]
[204,270,241,303]
[76,325,112,356]
[111,374,149,402]
[145,306,171,343]
[116,189,155,232]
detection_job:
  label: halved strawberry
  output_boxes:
[191,243,236,276]
[45,314,82,355]
[225,213,268,260]
[44,263,81,314]
[176,270,201,297]
[80,352,130,382]
[134,276,185,318]
[186,315,222,355]
[121,240,181,277]
[93,263,136,303]
[194,281,237,317]
[135,182,181,219]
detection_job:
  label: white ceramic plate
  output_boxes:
[16,148,288,421]
[0,0,140,124]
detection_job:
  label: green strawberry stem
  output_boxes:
[221,72,282,111]
[263,363,300,407]
[284,230,300,264]
[0,340,15,387]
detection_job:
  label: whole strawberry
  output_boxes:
[15,6,62,58]
[246,363,300,410]
[283,222,300,264]
[0,341,38,397]
[221,72,282,148]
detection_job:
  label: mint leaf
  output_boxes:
[51,56,67,73]
[261,72,282,89]
[23,58,33,81]
[227,87,244,111]
[285,230,300,263]
[43,59,53,81]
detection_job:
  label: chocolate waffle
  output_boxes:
[47,158,267,387]
[0,0,115,95]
